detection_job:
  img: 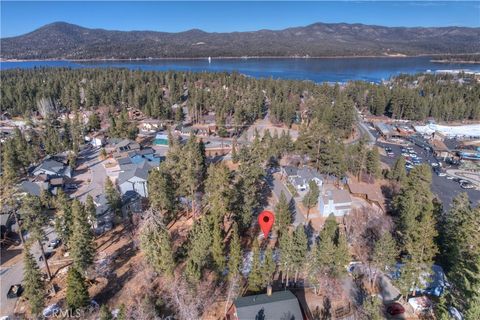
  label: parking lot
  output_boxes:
[375,135,480,208]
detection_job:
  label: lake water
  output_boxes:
[1,57,480,83]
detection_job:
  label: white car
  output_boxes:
[446,175,454,180]
[431,162,439,167]
[438,172,447,177]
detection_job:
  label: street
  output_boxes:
[71,147,107,203]
[0,226,57,317]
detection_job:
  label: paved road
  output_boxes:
[72,147,106,203]
[267,172,305,226]
[353,111,376,146]
[0,226,57,317]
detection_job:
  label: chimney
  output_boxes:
[267,285,272,296]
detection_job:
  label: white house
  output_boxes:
[282,166,323,192]
[319,189,352,217]
[117,161,152,198]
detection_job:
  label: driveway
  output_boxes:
[0,226,57,317]
[71,147,107,203]
[267,172,305,226]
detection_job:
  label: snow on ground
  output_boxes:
[414,123,480,138]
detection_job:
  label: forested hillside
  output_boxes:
[0,68,355,136]
[2,22,480,60]
[345,73,480,121]
[2,68,479,125]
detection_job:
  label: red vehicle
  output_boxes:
[387,302,405,316]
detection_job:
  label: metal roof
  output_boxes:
[234,290,303,320]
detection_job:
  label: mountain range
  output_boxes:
[1,21,479,60]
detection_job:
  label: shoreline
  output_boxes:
[430,59,480,64]
[2,53,477,63]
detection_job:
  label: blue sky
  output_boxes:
[1,1,479,38]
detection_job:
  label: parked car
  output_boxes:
[461,182,475,189]
[386,302,405,316]
[48,238,61,249]
[7,284,23,299]
[446,176,454,180]
[43,304,61,317]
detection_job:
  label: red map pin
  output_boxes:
[258,210,275,238]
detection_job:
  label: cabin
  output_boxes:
[229,289,303,320]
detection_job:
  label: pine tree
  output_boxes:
[104,177,121,217]
[181,135,205,216]
[302,181,319,219]
[291,225,308,282]
[365,148,381,179]
[211,221,226,273]
[261,247,276,287]
[279,231,294,285]
[66,267,90,311]
[274,191,292,236]
[99,305,113,320]
[85,195,97,228]
[441,193,480,314]
[390,156,407,183]
[333,231,350,277]
[185,217,212,283]
[236,146,264,229]
[55,190,73,246]
[228,222,242,281]
[147,165,177,221]
[23,245,45,316]
[204,163,232,223]
[394,164,438,296]
[248,238,263,292]
[139,211,175,277]
[21,195,52,279]
[70,199,95,271]
[117,304,127,320]
[372,231,397,272]
[360,295,382,320]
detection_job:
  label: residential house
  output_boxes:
[318,189,352,217]
[229,290,303,320]
[32,158,72,178]
[85,134,105,147]
[282,166,323,192]
[18,181,42,197]
[139,119,163,133]
[116,148,162,167]
[118,161,153,198]
[106,138,140,155]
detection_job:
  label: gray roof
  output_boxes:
[34,159,65,174]
[283,166,298,177]
[115,139,140,152]
[322,189,352,205]
[118,161,152,185]
[19,181,42,197]
[234,291,303,320]
[297,167,322,182]
[117,157,133,165]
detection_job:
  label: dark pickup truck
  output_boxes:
[7,284,23,299]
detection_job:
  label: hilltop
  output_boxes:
[1,21,479,60]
